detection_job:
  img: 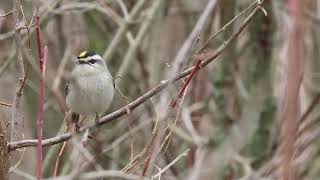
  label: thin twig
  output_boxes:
[52,3,124,26]
[42,123,67,174]
[116,0,129,18]
[52,141,67,176]
[80,170,145,180]
[170,56,202,108]
[297,94,320,136]
[74,119,151,176]
[168,0,217,78]
[141,140,156,176]
[116,0,164,78]
[9,134,26,172]
[299,94,320,123]
[160,86,188,154]
[197,0,257,53]
[12,169,37,180]
[9,147,25,172]
[0,0,62,42]
[0,10,13,17]
[0,44,16,76]
[17,63,29,96]
[151,149,190,179]
[122,100,159,174]
[103,0,146,60]
[0,102,13,107]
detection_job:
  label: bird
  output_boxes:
[66,51,114,132]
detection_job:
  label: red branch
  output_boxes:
[36,15,47,180]
[141,142,155,176]
[36,16,42,60]
[280,0,304,180]
[170,57,203,108]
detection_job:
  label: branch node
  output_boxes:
[125,106,131,114]
[257,5,268,16]
[160,80,167,85]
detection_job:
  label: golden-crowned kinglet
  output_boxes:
[66,51,114,132]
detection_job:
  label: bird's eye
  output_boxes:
[88,59,97,64]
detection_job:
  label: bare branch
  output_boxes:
[11,0,26,143]
[0,10,13,17]
[151,149,190,179]
[0,102,12,107]
[103,0,146,60]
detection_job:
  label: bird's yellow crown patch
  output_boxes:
[77,51,96,59]
[78,51,87,58]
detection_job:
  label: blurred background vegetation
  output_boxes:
[0,0,318,179]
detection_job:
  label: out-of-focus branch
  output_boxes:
[36,37,47,180]
[12,169,36,180]
[168,0,218,78]
[80,170,145,180]
[170,56,202,108]
[103,0,146,61]
[298,94,320,134]
[0,0,62,42]
[116,0,164,77]
[151,149,190,179]
[8,1,264,151]
[279,0,304,180]
[140,2,219,173]
[0,10,13,17]
[11,0,26,143]
[305,9,320,25]
[0,102,12,107]
[51,3,124,26]
[198,0,259,54]
[0,49,15,77]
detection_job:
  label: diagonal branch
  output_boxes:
[8,1,264,152]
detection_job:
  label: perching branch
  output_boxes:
[8,1,265,152]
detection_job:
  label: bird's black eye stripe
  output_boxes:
[78,60,86,64]
[88,59,98,64]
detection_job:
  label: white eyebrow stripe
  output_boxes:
[77,54,102,61]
